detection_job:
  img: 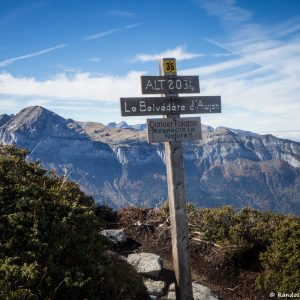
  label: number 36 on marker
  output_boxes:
[163,59,177,74]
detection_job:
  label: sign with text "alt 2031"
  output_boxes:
[147,117,202,143]
[141,76,200,94]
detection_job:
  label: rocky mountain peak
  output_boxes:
[0,113,13,127]
[107,122,117,128]
[1,106,87,140]
[116,121,129,129]
[4,106,64,132]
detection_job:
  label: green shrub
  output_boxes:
[257,216,300,292]
[162,201,300,291]
[0,145,147,300]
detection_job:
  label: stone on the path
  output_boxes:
[144,278,166,297]
[127,252,163,277]
[167,282,218,300]
[101,229,127,243]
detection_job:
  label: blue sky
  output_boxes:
[1,0,300,140]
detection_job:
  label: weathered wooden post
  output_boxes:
[160,58,193,300]
[120,57,221,300]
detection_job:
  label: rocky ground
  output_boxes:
[102,207,268,300]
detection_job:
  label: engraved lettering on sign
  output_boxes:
[168,79,174,90]
[120,96,221,116]
[141,76,200,94]
[147,117,202,143]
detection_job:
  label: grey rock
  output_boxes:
[107,122,147,131]
[131,123,147,131]
[0,114,13,127]
[167,282,218,300]
[107,122,117,128]
[101,229,127,243]
[116,121,129,129]
[144,278,166,297]
[127,252,163,277]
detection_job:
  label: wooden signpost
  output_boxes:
[120,58,221,300]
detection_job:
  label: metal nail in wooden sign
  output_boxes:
[119,58,222,300]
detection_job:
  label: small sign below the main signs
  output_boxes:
[147,117,202,143]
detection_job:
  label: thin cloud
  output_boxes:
[88,57,102,63]
[0,2,44,27]
[125,22,143,29]
[211,53,232,57]
[180,56,253,76]
[107,10,135,17]
[0,44,69,67]
[264,131,300,142]
[85,23,141,41]
[132,46,203,62]
[270,17,300,38]
[0,97,20,111]
[85,28,121,40]
[54,64,82,73]
[195,0,252,26]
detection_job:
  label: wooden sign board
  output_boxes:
[120,96,221,116]
[141,76,200,94]
[147,117,202,143]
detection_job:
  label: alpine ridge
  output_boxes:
[1,106,300,214]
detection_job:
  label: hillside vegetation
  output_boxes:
[0,145,148,300]
[181,204,300,293]
[117,202,300,298]
[0,144,299,299]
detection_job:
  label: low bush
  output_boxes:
[0,145,147,300]
[257,216,300,292]
[160,201,300,291]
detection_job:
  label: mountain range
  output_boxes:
[1,106,300,215]
[107,121,147,131]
